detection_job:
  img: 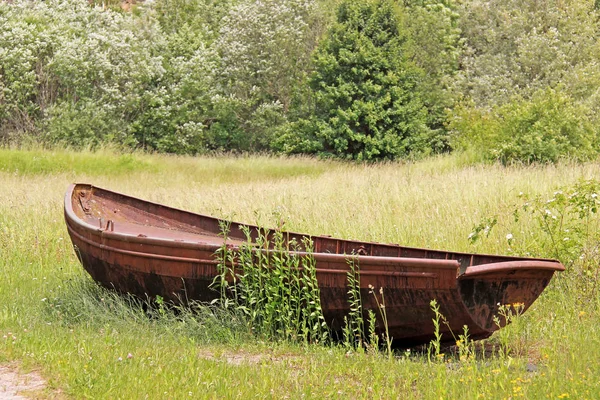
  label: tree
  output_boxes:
[454,0,600,108]
[403,0,463,152]
[280,0,430,160]
[212,0,324,150]
[449,0,600,164]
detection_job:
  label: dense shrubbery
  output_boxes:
[450,88,599,164]
[0,0,164,146]
[1,0,600,162]
[276,0,431,160]
[449,0,600,164]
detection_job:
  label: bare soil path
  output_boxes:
[0,364,46,399]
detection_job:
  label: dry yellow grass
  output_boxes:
[1,149,599,399]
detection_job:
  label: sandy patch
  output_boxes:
[198,350,299,366]
[0,364,46,399]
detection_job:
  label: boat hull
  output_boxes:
[64,184,564,345]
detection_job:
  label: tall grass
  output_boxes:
[0,148,599,398]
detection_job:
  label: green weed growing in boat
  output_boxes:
[212,224,329,344]
[455,325,474,363]
[470,179,600,296]
[343,257,365,349]
[342,259,393,356]
[427,300,476,363]
[366,309,379,354]
[493,303,525,358]
[428,299,444,361]
[368,284,393,358]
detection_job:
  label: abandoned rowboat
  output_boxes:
[64,183,564,345]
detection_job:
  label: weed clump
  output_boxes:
[212,223,329,344]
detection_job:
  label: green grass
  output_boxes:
[1,148,599,398]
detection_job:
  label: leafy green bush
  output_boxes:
[278,0,431,161]
[403,0,463,153]
[212,0,323,152]
[450,88,599,164]
[0,0,164,147]
[213,225,329,344]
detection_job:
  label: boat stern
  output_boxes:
[457,260,564,335]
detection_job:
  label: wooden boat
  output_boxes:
[64,183,564,345]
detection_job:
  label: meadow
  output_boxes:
[0,148,599,399]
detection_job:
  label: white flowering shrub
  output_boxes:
[129,40,219,153]
[212,0,323,150]
[455,0,600,108]
[403,0,463,152]
[0,0,326,152]
[0,0,166,146]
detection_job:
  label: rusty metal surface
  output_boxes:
[64,183,565,345]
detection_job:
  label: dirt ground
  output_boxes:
[0,364,46,399]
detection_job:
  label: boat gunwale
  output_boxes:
[460,260,565,278]
[65,183,564,272]
[65,214,462,270]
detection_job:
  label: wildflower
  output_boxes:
[127,353,133,359]
[506,233,513,241]
[578,311,586,317]
[117,357,123,362]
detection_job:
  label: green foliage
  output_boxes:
[513,180,600,268]
[4,0,600,162]
[450,88,599,164]
[449,0,600,166]
[279,0,431,161]
[343,258,365,347]
[0,0,164,146]
[469,179,600,298]
[212,0,324,151]
[403,0,463,152]
[455,0,600,108]
[213,226,330,344]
